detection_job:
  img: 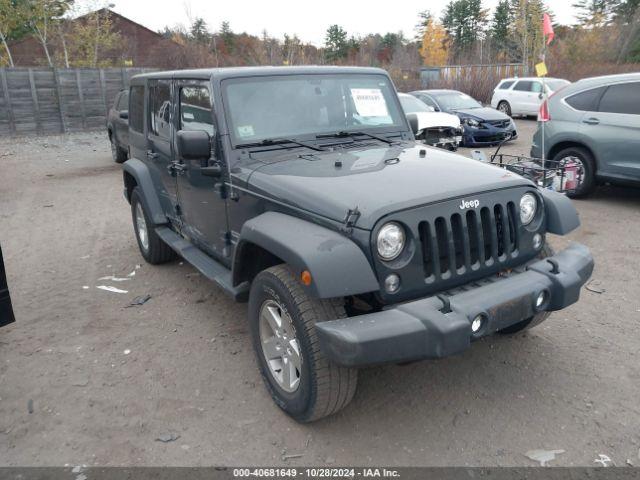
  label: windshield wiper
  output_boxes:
[237,137,325,152]
[316,131,394,145]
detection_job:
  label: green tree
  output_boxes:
[572,0,613,27]
[414,10,432,41]
[490,0,513,56]
[0,0,30,66]
[324,24,348,62]
[219,20,234,53]
[441,0,487,59]
[190,17,209,44]
[26,0,72,66]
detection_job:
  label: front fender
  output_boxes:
[122,158,167,226]
[540,189,580,235]
[235,212,379,298]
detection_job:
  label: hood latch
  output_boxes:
[341,207,361,234]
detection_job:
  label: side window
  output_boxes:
[565,87,606,112]
[598,82,640,115]
[148,81,172,139]
[116,91,128,111]
[513,81,532,91]
[179,85,215,136]
[498,80,514,89]
[530,82,543,93]
[129,86,144,133]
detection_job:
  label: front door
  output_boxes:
[174,80,230,262]
[582,81,640,180]
[147,80,179,221]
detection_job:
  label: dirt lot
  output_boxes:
[1,119,639,467]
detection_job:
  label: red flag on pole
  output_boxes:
[543,13,554,45]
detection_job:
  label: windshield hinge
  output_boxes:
[342,207,361,234]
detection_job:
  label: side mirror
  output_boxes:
[119,110,129,119]
[406,113,420,135]
[177,130,211,160]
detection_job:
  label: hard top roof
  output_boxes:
[130,65,389,85]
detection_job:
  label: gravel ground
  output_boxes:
[1,120,639,467]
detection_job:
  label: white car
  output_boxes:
[490,77,570,117]
[398,92,463,150]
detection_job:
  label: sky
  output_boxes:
[110,0,577,46]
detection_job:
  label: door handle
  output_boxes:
[146,150,159,160]
[582,117,600,125]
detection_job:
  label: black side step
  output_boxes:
[155,226,250,302]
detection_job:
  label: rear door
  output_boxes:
[583,81,640,179]
[174,80,230,261]
[147,80,179,221]
[511,80,535,115]
[0,245,15,328]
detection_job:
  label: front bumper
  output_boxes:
[463,125,517,147]
[316,243,593,367]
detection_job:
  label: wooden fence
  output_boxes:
[0,67,155,137]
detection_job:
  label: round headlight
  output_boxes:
[520,193,538,225]
[377,223,405,261]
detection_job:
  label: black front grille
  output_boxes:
[488,119,511,128]
[418,202,519,282]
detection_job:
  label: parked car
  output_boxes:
[410,89,517,146]
[123,66,593,422]
[491,77,570,117]
[531,73,640,197]
[106,89,129,163]
[1,244,15,328]
[397,93,462,150]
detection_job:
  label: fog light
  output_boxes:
[471,314,485,333]
[532,233,543,250]
[536,290,548,309]
[384,274,400,293]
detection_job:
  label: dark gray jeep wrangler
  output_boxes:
[122,66,594,422]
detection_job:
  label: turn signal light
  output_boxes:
[301,270,312,286]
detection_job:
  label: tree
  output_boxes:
[324,24,348,62]
[509,0,548,71]
[414,10,432,41]
[219,20,234,53]
[189,17,209,44]
[26,0,72,67]
[0,0,29,66]
[64,9,123,67]
[419,18,448,66]
[572,0,613,27]
[490,0,513,57]
[441,0,487,59]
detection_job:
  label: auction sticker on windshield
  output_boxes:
[351,88,389,117]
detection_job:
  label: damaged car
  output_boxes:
[398,92,462,150]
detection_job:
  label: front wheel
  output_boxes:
[248,265,358,422]
[130,187,176,264]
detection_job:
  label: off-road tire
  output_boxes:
[248,265,358,422]
[498,244,555,334]
[497,101,512,117]
[110,133,128,163]
[130,187,176,265]
[553,146,596,198]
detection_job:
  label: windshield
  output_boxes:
[433,92,482,111]
[399,94,434,114]
[223,74,406,145]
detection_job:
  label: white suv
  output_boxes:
[491,77,570,117]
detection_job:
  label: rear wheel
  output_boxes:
[553,146,596,198]
[110,133,128,163]
[498,244,555,334]
[249,265,358,422]
[130,187,176,264]
[497,101,512,117]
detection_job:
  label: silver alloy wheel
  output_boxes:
[135,202,149,252]
[499,102,509,114]
[259,299,302,393]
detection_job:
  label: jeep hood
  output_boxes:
[246,143,531,230]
